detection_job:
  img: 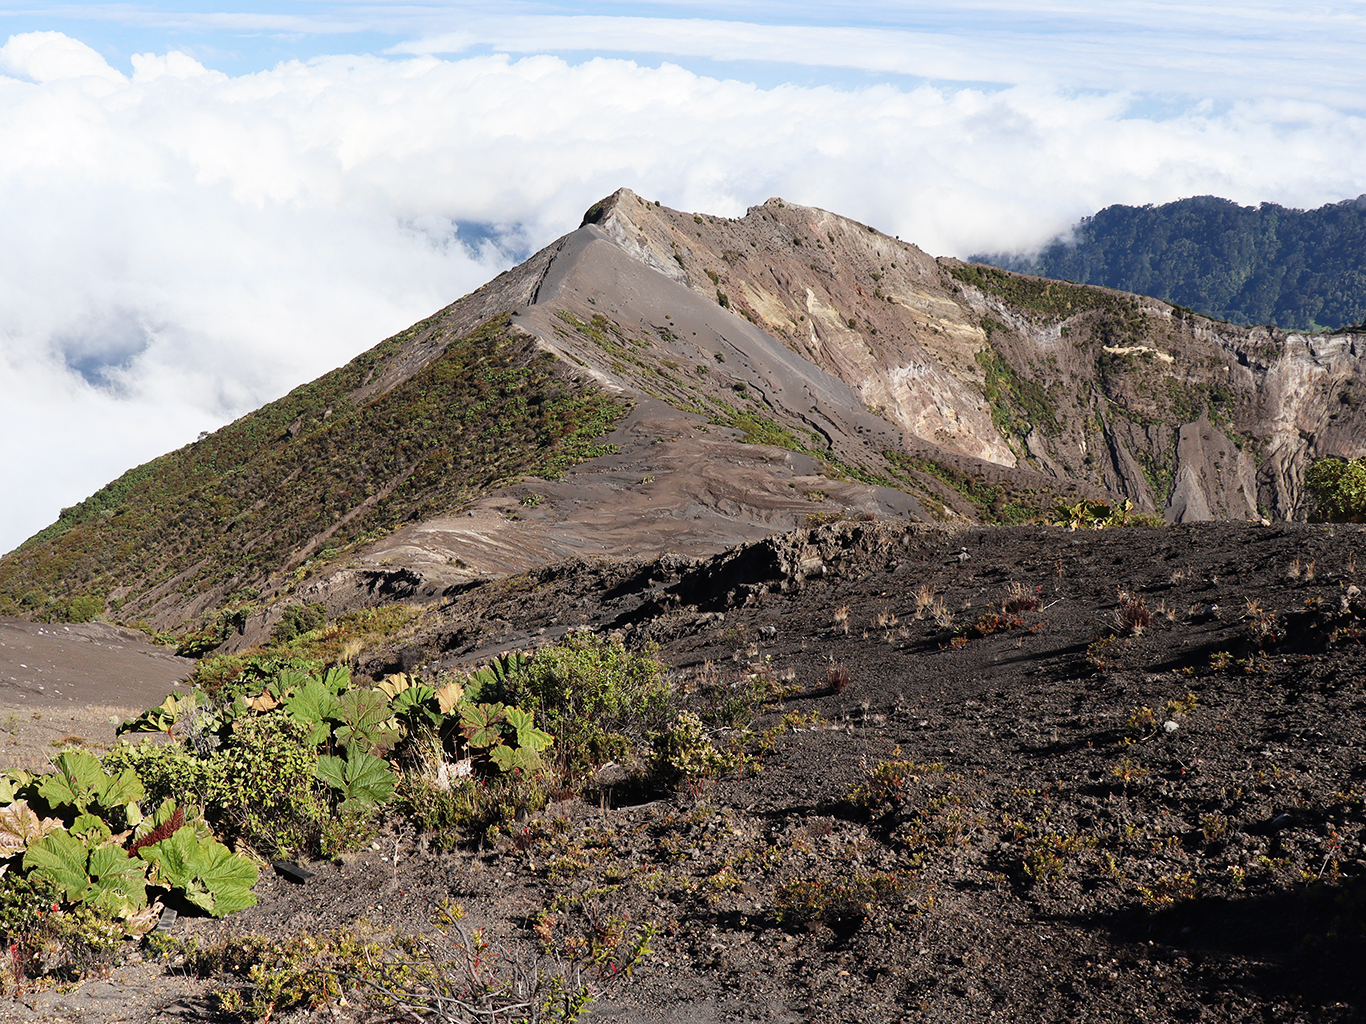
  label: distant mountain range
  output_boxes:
[4,189,1366,638]
[976,195,1366,332]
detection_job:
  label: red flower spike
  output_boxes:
[127,804,185,857]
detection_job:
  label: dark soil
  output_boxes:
[6,520,1366,1022]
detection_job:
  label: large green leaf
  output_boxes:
[321,666,352,693]
[37,751,144,815]
[23,830,149,916]
[273,667,312,696]
[489,743,541,773]
[315,747,396,812]
[0,771,34,806]
[100,766,145,810]
[503,706,553,754]
[389,684,439,727]
[138,824,258,917]
[116,692,198,736]
[86,844,149,916]
[69,813,112,845]
[284,678,342,745]
[36,751,106,812]
[333,689,401,755]
[23,829,90,900]
[460,702,506,749]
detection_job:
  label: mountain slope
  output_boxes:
[4,188,1366,638]
[570,190,1366,522]
[976,194,1366,332]
[0,314,624,627]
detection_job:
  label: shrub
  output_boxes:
[1305,455,1366,522]
[1050,498,1163,529]
[400,772,548,851]
[648,712,743,795]
[508,633,673,775]
[848,751,946,814]
[190,901,654,1024]
[271,602,328,645]
[0,749,260,967]
[102,741,214,807]
[0,872,62,993]
[202,712,331,856]
[65,596,104,623]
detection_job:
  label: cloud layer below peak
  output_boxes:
[0,25,1364,553]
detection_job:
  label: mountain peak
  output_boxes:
[5,191,1366,639]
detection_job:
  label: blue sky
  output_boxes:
[1,1,1365,552]
[10,2,1366,103]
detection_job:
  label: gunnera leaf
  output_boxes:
[24,830,150,916]
[69,812,113,845]
[315,747,397,812]
[36,751,107,812]
[0,771,34,805]
[389,684,439,726]
[459,702,506,749]
[284,678,342,745]
[137,824,258,917]
[321,666,352,693]
[23,829,90,901]
[332,689,401,755]
[502,706,553,754]
[85,844,149,917]
[246,690,279,712]
[38,751,144,815]
[274,667,313,696]
[117,692,199,737]
[489,743,541,773]
[376,673,412,698]
[434,681,465,714]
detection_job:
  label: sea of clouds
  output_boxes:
[1,21,1365,552]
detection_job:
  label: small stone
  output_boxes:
[1163,720,1179,733]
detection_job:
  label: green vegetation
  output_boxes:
[0,314,626,624]
[713,408,808,451]
[977,194,1366,331]
[886,453,1043,525]
[1304,455,1366,522]
[270,602,327,645]
[948,264,1123,322]
[172,898,655,1023]
[0,748,260,964]
[973,345,1059,441]
[649,711,745,796]
[100,632,760,867]
[498,632,673,774]
[1048,498,1164,530]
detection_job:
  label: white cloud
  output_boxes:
[0,30,126,85]
[1,30,1365,552]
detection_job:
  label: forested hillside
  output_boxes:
[978,195,1366,332]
